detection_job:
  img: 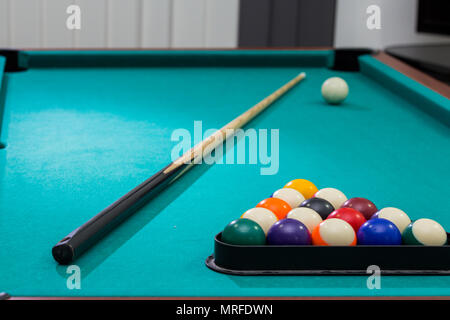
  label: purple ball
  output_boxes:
[371,211,381,219]
[267,218,311,245]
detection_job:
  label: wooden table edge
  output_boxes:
[5,296,450,300]
[373,51,450,99]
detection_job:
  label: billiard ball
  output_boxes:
[283,179,318,199]
[341,197,377,220]
[314,187,347,209]
[221,218,266,245]
[311,218,356,246]
[321,77,349,105]
[402,218,447,246]
[286,207,323,233]
[267,219,311,245]
[372,207,411,233]
[256,198,292,220]
[241,207,278,235]
[272,188,305,208]
[357,218,402,245]
[299,197,334,220]
[327,208,366,232]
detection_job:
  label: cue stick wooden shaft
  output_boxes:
[165,72,306,173]
[52,72,306,264]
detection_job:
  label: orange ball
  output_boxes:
[284,179,318,199]
[311,219,356,246]
[311,225,328,246]
[256,198,292,220]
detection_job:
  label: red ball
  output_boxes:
[341,197,377,220]
[327,208,367,232]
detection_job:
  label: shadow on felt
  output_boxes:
[54,133,245,279]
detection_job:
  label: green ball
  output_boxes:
[221,218,266,245]
[402,218,448,246]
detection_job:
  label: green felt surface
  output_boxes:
[0,50,449,297]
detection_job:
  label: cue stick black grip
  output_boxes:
[52,163,188,264]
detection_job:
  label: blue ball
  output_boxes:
[267,218,311,245]
[357,218,402,245]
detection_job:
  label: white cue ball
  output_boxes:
[314,187,348,210]
[374,207,411,233]
[287,207,323,233]
[272,188,305,208]
[241,207,278,235]
[321,77,349,105]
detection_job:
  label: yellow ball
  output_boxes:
[283,179,318,199]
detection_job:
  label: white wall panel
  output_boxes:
[1,0,240,49]
[42,0,74,48]
[205,0,239,48]
[141,0,172,48]
[107,0,140,47]
[0,0,9,47]
[171,0,206,48]
[9,0,42,48]
[75,0,107,48]
[381,0,450,46]
[334,0,450,49]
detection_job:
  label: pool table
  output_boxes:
[0,49,449,299]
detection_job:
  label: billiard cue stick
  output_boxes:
[52,72,306,264]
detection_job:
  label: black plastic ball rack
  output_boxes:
[206,232,450,275]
